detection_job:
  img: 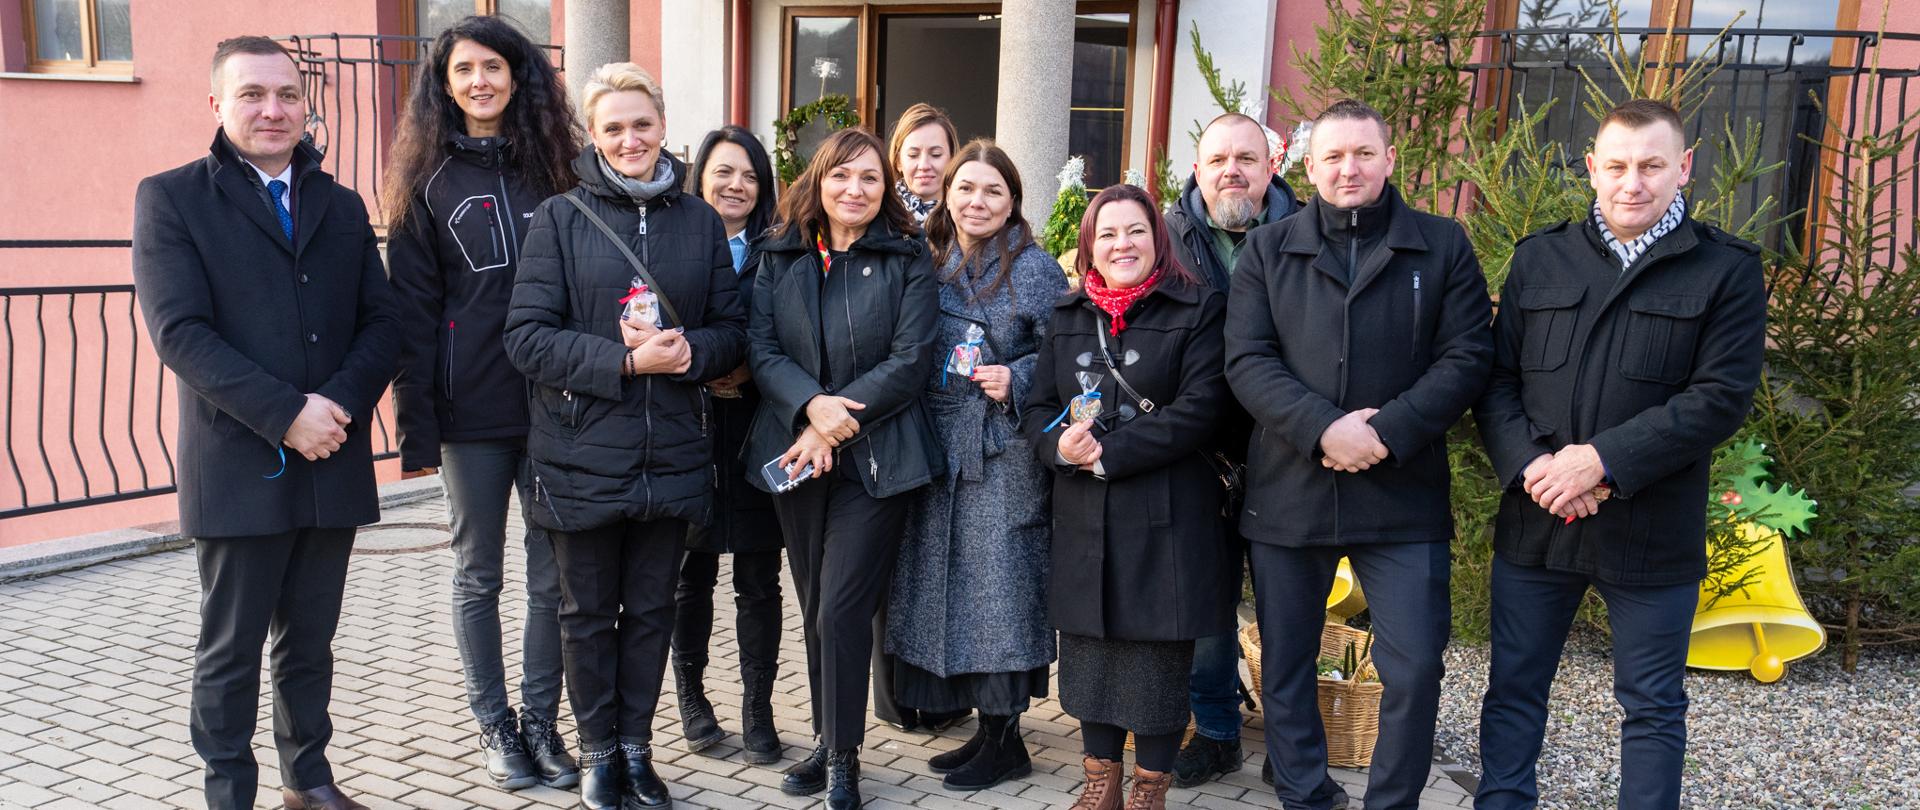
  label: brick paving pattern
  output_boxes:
[0,490,1474,808]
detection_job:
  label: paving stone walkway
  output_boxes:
[0,488,1474,809]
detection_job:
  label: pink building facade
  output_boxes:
[2,0,1914,545]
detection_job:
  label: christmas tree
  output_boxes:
[1042,156,1089,261]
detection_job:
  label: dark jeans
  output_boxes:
[772,473,912,750]
[1476,557,1698,810]
[550,518,687,746]
[1252,541,1451,810]
[672,546,783,674]
[441,439,564,727]
[1189,630,1244,741]
[190,528,354,810]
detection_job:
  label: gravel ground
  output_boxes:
[1432,632,1920,810]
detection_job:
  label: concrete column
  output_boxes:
[995,0,1077,228]
[564,0,630,107]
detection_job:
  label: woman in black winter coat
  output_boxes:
[668,126,784,765]
[1023,184,1238,810]
[382,15,582,792]
[742,127,943,810]
[503,63,747,810]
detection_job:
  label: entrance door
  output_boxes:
[781,4,1134,187]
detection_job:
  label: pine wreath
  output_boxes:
[774,94,860,184]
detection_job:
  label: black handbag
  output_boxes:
[1093,313,1246,519]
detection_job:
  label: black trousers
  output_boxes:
[772,473,912,750]
[1252,541,1451,810]
[550,518,687,746]
[672,546,783,674]
[190,528,355,810]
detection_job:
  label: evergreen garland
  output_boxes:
[773,94,860,185]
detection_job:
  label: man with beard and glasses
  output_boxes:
[1163,112,1301,789]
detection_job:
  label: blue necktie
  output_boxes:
[267,179,294,241]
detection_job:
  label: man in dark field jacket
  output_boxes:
[1226,99,1494,810]
[131,37,398,810]
[1162,112,1301,788]
[1472,99,1765,810]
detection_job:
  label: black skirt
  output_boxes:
[896,660,1050,716]
[1057,632,1193,735]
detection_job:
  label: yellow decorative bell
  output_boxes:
[1687,522,1826,683]
[1326,556,1367,619]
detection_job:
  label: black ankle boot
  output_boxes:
[927,714,984,773]
[521,711,580,789]
[619,742,671,808]
[576,741,621,810]
[740,665,780,765]
[673,659,723,752]
[826,748,862,809]
[941,713,1030,791]
[479,710,539,790]
[780,743,829,795]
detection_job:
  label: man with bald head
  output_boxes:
[1473,98,1764,810]
[1163,110,1301,788]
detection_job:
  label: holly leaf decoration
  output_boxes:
[1725,438,1772,495]
[1745,482,1818,538]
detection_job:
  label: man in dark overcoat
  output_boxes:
[131,36,399,810]
[1226,99,1494,810]
[1162,111,1301,788]
[1472,99,1765,810]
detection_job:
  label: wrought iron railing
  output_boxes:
[1398,26,1920,259]
[279,34,562,225]
[1,245,400,520]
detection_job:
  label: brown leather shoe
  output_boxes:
[1124,766,1171,810]
[282,784,369,810]
[1070,756,1123,810]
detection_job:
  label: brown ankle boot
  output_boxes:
[1070,756,1123,810]
[1124,765,1172,810]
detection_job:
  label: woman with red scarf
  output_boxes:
[1022,184,1239,810]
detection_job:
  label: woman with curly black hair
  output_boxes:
[382,14,582,792]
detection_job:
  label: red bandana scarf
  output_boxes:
[1083,265,1165,335]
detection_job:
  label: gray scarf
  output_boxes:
[596,153,677,205]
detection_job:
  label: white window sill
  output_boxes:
[0,71,140,83]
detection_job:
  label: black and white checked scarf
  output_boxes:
[897,181,938,224]
[1595,191,1686,271]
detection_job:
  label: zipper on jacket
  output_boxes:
[1348,209,1359,282]
[445,320,457,406]
[486,207,502,264]
[498,175,519,263]
[1411,270,1422,360]
[643,376,656,514]
[562,388,578,427]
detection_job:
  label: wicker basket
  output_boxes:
[1316,622,1382,768]
[1237,620,1383,768]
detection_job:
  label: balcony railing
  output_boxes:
[279,33,563,225]
[0,245,401,520]
[1433,26,1920,259]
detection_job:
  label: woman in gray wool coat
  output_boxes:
[886,139,1067,792]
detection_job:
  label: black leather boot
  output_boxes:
[521,711,580,789]
[576,741,621,810]
[673,658,723,752]
[619,742,671,808]
[780,743,829,795]
[825,748,863,809]
[479,710,539,790]
[941,713,1031,791]
[740,665,780,765]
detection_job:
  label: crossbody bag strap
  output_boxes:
[1092,314,1155,413]
[560,190,683,328]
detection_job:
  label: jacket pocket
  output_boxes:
[448,195,510,272]
[1619,292,1708,385]
[1513,285,1585,372]
[535,384,582,433]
